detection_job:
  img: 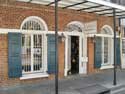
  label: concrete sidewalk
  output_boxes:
[1,69,125,94]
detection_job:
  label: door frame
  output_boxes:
[64,32,87,76]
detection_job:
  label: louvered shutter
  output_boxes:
[47,34,56,74]
[94,37,102,68]
[8,33,22,78]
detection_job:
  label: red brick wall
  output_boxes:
[87,38,94,74]
[0,34,8,80]
[0,1,115,87]
[58,42,65,79]
[0,1,113,30]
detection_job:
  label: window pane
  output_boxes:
[33,35,42,71]
[122,39,125,54]
[22,34,31,72]
[104,37,108,63]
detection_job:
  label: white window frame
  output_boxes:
[20,16,48,79]
[100,25,114,69]
[101,37,111,66]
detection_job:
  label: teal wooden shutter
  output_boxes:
[8,33,22,78]
[47,34,56,74]
[116,38,121,65]
[94,37,102,68]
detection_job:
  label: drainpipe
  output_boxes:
[113,8,117,86]
[55,0,59,94]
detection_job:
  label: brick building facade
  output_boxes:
[0,0,121,87]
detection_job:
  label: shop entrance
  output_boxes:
[64,21,88,76]
[65,34,87,76]
[70,36,79,74]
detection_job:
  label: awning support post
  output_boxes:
[55,0,59,94]
[113,8,117,86]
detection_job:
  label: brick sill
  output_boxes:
[20,72,49,80]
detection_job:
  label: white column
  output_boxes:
[64,35,68,76]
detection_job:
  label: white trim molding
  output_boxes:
[100,65,114,70]
[20,72,49,80]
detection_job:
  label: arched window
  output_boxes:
[101,25,113,65]
[21,16,48,74]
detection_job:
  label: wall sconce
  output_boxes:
[59,33,66,43]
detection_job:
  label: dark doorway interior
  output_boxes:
[71,36,79,74]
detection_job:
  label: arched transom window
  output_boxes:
[21,16,48,31]
[65,21,84,32]
[101,26,113,35]
[65,24,83,32]
[21,19,45,30]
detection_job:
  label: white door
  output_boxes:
[79,36,87,74]
[64,35,71,76]
[122,38,125,68]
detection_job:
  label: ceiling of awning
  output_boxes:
[16,0,125,18]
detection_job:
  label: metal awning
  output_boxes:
[17,0,125,18]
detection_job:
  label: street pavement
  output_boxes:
[1,69,125,94]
